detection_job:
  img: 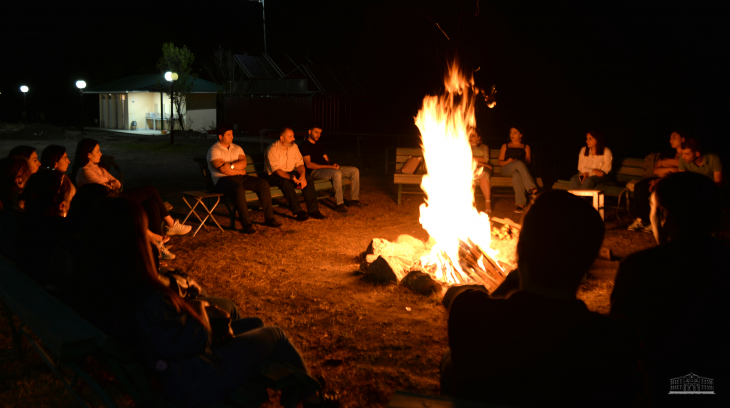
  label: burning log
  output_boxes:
[367,255,410,283]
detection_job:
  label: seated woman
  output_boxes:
[628,131,685,232]
[8,145,41,175]
[65,197,326,408]
[40,144,72,173]
[71,138,190,259]
[569,131,613,190]
[0,157,32,260]
[469,129,492,213]
[16,170,75,286]
[498,127,539,213]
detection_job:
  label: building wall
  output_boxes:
[186,109,216,132]
[127,92,172,130]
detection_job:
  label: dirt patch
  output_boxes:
[0,131,663,407]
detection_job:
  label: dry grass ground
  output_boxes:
[1,129,660,407]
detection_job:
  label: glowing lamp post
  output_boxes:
[20,86,28,118]
[165,71,178,144]
[76,80,86,134]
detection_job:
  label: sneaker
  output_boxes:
[296,211,310,222]
[514,206,524,214]
[158,244,176,260]
[264,218,282,227]
[335,204,348,213]
[627,218,644,231]
[309,211,327,219]
[166,220,192,236]
[349,200,368,207]
[241,224,256,234]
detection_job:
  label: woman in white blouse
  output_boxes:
[569,131,612,190]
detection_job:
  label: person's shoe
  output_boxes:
[349,200,368,207]
[264,218,282,227]
[241,224,256,234]
[484,200,492,214]
[309,211,327,219]
[166,220,192,236]
[335,204,348,213]
[158,244,176,260]
[514,206,524,214]
[296,211,310,221]
[627,218,644,231]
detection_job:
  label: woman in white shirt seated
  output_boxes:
[569,131,613,190]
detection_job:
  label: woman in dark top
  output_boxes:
[40,144,72,173]
[66,197,319,408]
[498,127,538,213]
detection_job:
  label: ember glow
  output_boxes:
[415,60,505,286]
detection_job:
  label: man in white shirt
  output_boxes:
[207,125,281,233]
[264,127,325,221]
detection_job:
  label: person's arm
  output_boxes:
[524,145,532,165]
[577,148,590,173]
[81,165,119,190]
[303,155,336,170]
[714,171,722,185]
[294,165,308,189]
[323,154,339,169]
[498,144,511,166]
[267,145,289,178]
[711,155,722,185]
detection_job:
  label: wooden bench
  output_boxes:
[551,157,644,219]
[0,256,320,408]
[190,154,351,229]
[387,147,543,205]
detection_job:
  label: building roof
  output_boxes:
[85,74,219,94]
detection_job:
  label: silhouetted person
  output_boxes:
[611,172,728,407]
[443,190,640,407]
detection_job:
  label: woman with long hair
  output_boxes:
[569,131,613,190]
[41,145,72,173]
[67,197,320,408]
[72,138,190,259]
[498,127,539,213]
[8,145,41,174]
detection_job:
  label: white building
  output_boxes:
[85,74,218,132]
[669,372,714,394]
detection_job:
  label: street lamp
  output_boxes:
[76,80,86,134]
[249,0,267,54]
[20,86,28,116]
[165,71,178,144]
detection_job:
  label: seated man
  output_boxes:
[264,127,325,221]
[208,125,281,234]
[300,124,364,212]
[443,190,640,407]
[611,172,728,407]
[678,138,722,185]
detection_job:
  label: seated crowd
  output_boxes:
[0,126,726,408]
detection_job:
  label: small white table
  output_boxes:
[568,190,605,221]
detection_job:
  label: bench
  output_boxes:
[387,147,543,205]
[551,157,645,219]
[0,256,320,408]
[388,391,512,408]
[190,154,351,230]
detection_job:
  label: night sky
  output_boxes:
[2,0,729,174]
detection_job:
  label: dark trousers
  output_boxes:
[631,177,657,222]
[121,185,169,235]
[266,172,319,214]
[214,175,274,226]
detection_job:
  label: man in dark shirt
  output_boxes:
[611,172,728,407]
[299,124,363,213]
[444,191,640,407]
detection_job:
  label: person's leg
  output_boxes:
[478,173,492,212]
[440,348,454,396]
[121,185,172,227]
[338,166,360,201]
[213,176,252,226]
[141,198,163,235]
[311,168,344,205]
[633,177,656,222]
[240,175,275,221]
[582,175,605,189]
[569,173,583,189]
[501,162,527,207]
[198,296,241,321]
[268,173,302,213]
[301,175,320,213]
[513,161,537,193]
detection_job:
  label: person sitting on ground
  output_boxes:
[498,127,538,213]
[15,170,75,286]
[64,197,329,408]
[442,190,640,407]
[300,124,365,213]
[611,172,728,407]
[40,144,71,173]
[8,145,41,175]
[71,138,189,258]
[469,128,492,213]
[678,138,722,185]
[265,127,326,221]
[570,130,613,190]
[207,125,281,234]
[0,157,32,260]
[628,131,686,232]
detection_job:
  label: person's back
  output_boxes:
[445,191,639,407]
